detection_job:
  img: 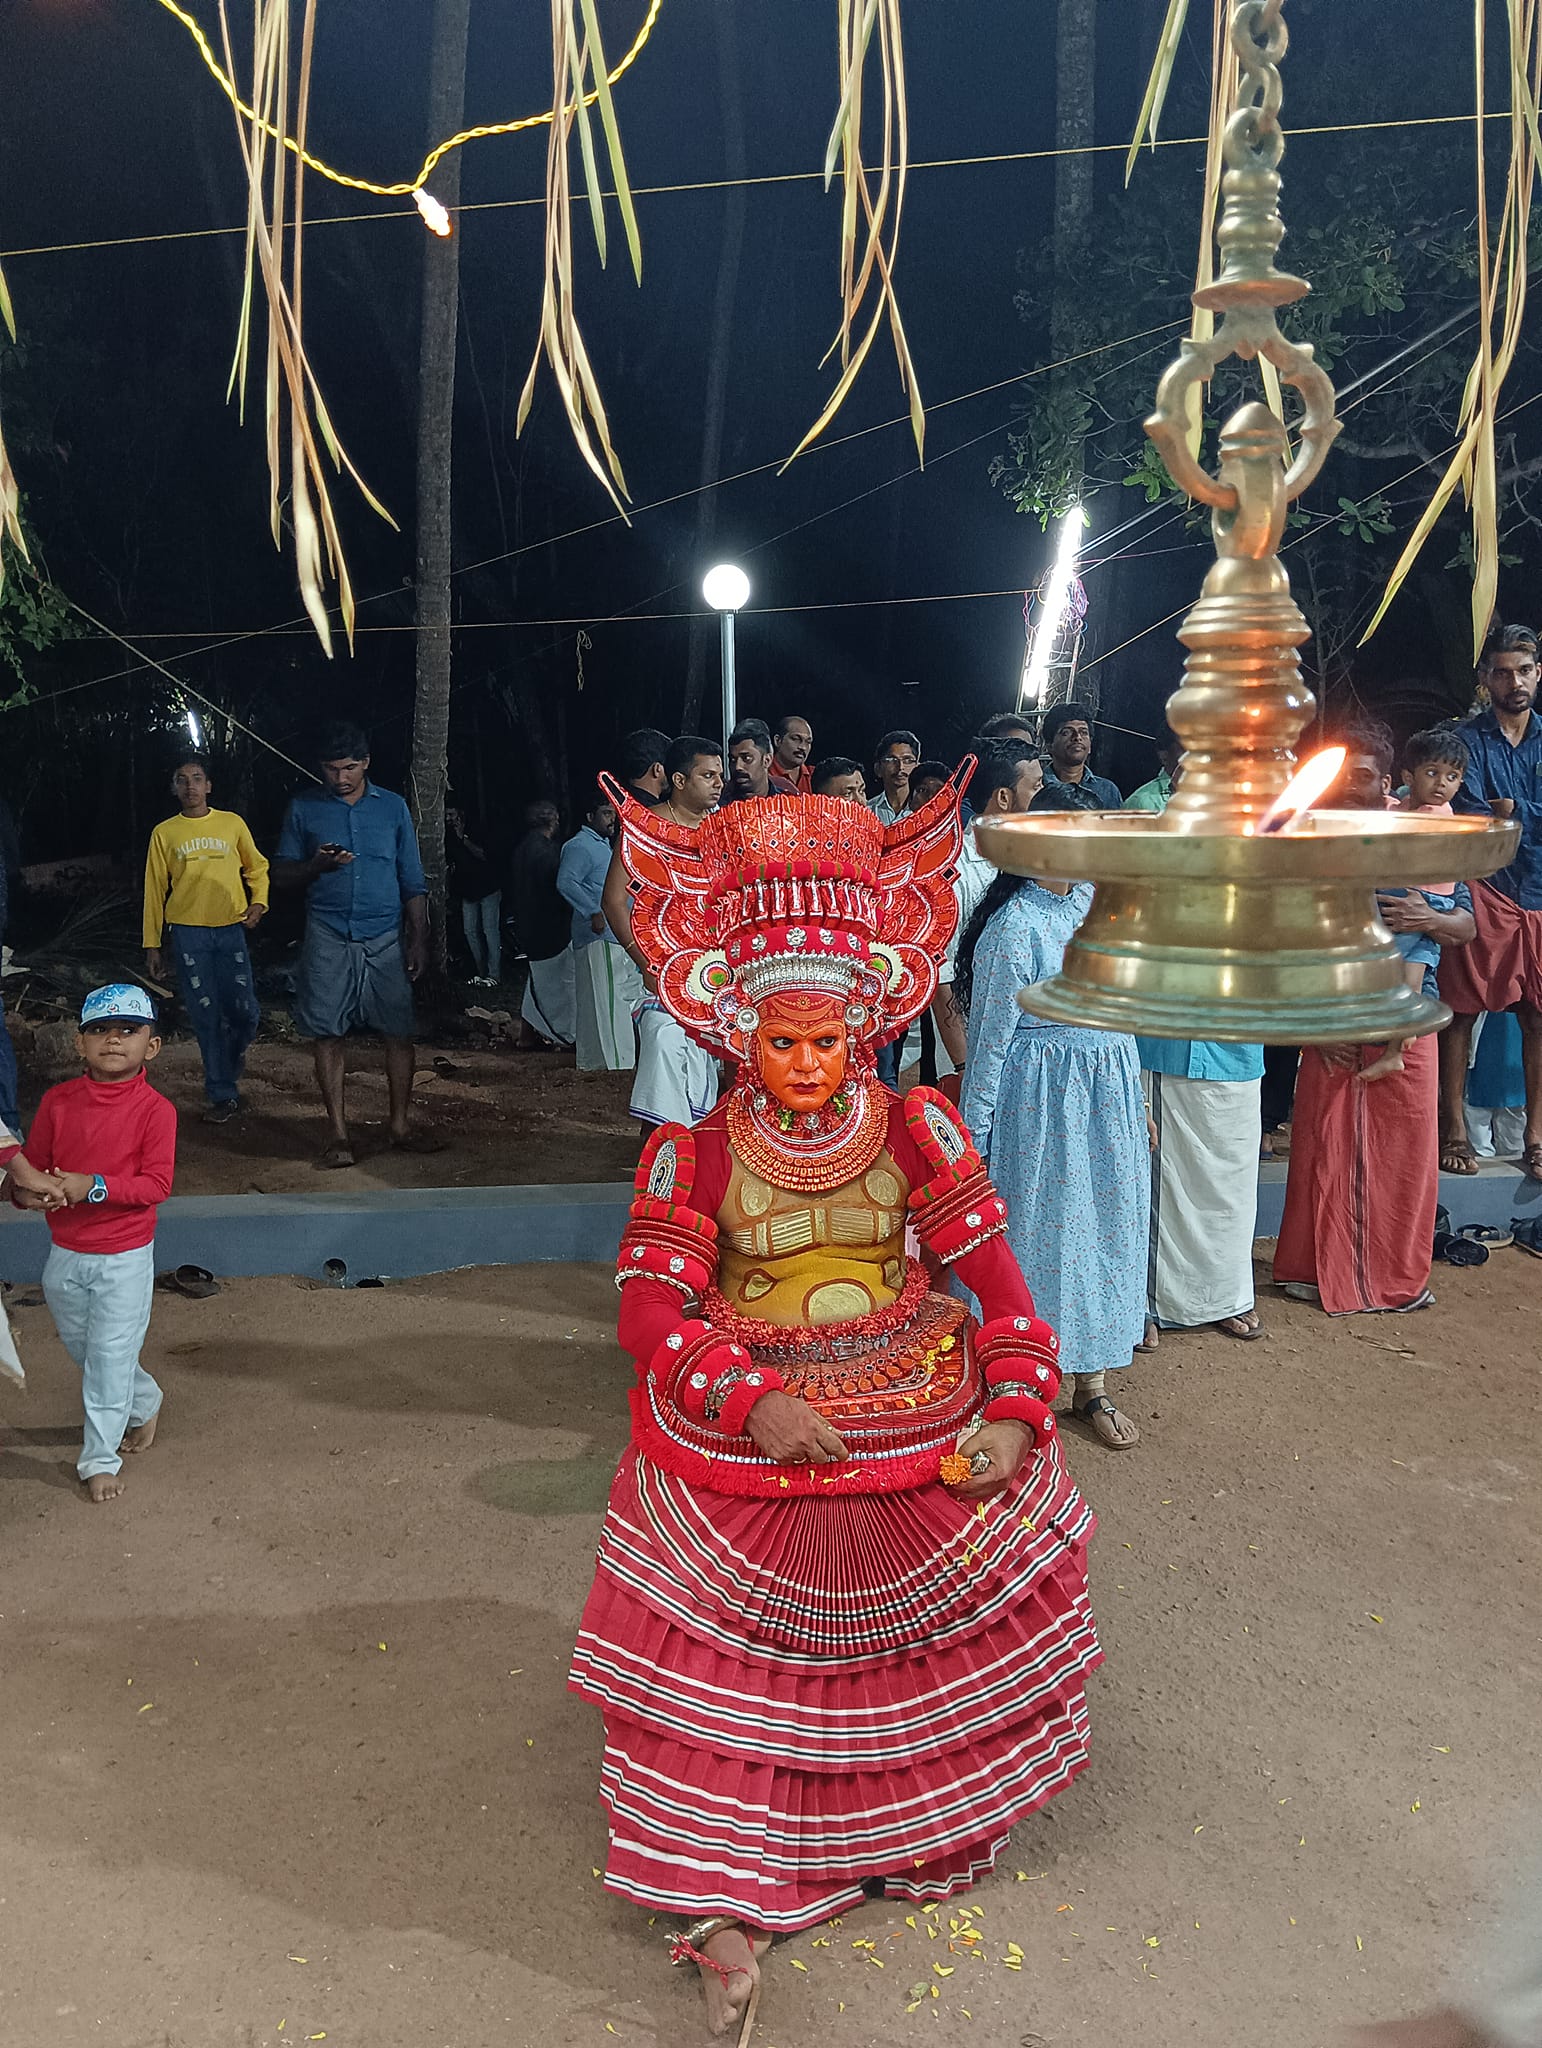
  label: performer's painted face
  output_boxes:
[753,993,850,1111]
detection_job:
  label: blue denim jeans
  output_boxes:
[43,1241,160,1478]
[170,922,261,1104]
[0,990,18,1135]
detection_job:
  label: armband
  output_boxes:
[649,1321,785,1431]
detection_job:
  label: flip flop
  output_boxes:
[1432,1231,1488,1268]
[1215,1312,1267,1339]
[165,1263,221,1299]
[1458,1223,1514,1249]
[1072,1394,1141,1450]
[1511,1217,1542,1258]
[391,1129,447,1155]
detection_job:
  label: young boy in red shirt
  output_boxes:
[0,984,177,1502]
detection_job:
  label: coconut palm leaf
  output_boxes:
[787,0,923,467]
[516,0,643,512]
[1363,0,1541,653]
[217,0,393,654]
[1126,0,1192,184]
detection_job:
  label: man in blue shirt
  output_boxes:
[273,722,431,1169]
[1039,702,1123,810]
[1439,623,1542,1179]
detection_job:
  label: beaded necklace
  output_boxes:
[725,1070,888,1194]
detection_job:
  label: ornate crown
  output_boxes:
[599,768,973,1065]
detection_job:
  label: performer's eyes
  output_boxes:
[815,1036,840,1049]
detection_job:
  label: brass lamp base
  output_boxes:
[973,811,1521,1044]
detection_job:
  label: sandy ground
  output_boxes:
[13,1033,645,1194]
[1,1252,1538,2048]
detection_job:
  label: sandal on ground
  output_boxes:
[1511,1217,1542,1258]
[390,1128,447,1155]
[1135,1319,1159,1353]
[1215,1310,1266,1339]
[1440,1137,1480,1176]
[1385,1288,1437,1312]
[1458,1222,1513,1249]
[1525,1144,1542,1184]
[1432,1231,1488,1268]
[312,1140,356,1170]
[1072,1393,1140,1450]
[162,1263,221,1299]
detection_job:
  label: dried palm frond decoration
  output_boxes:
[0,258,28,598]
[218,0,396,655]
[1125,0,1193,182]
[516,0,644,516]
[784,0,924,470]
[1362,0,1542,653]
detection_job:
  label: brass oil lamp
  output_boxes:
[975,0,1518,1042]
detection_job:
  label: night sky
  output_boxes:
[0,0,1508,858]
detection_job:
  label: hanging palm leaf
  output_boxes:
[516,0,644,515]
[217,0,396,655]
[1125,0,1193,183]
[1362,0,1542,653]
[0,257,29,599]
[784,0,924,469]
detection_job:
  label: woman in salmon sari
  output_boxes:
[569,777,1102,2036]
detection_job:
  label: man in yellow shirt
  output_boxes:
[143,756,269,1123]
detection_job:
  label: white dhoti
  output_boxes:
[521,948,577,1047]
[630,1001,720,1127]
[1144,1070,1261,1329]
[574,941,642,1072]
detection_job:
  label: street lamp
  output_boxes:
[702,562,751,743]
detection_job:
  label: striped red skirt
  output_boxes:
[569,1443,1101,1932]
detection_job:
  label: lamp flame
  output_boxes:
[1258,746,1347,834]
[413,188,453,238]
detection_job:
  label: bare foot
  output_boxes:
[1135,1318,1159,1352]
[1356,1046,1405,1083]
[700,1926,769,2038]
[121,1411,159,1454]
[85,1471,125,1503]
[1215,1310,1265,1340]
[313,1139,356,1170]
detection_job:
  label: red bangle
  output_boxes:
[718,1365,785,1435]
[981,1392,1057,1444]
[616,1241,714,1297]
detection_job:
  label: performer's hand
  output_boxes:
[744,1390,848,1464]
[946,1420,1032,1501]
[242,903,267,930]
[144,947,165,981]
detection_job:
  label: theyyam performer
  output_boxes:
[568,772,1102,2035]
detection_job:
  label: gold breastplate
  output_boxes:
[716,1148,910,1326]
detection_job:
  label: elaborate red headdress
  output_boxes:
[599,768,973,1066]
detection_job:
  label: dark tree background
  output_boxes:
[0,0,1535,874]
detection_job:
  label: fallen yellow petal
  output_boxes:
[1193,1825,1203,1835]
[377,1642,387,1651]
[1144,1937,1160,1949]
[525,1739,534,1748]
[1435,1746,1451,1754]
[790,1959,808,1972]
[933,1963,954,1977]
[930,1984,940,1998]
[1412,1802,1422,1813]
[137,1703,154,1714]
[287,1954,308,1964]
[1369,1615,1384,1625]
[1356,1936,1364,1952]
[592,1867,601,1878]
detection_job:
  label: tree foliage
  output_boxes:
[992,117,1542,698]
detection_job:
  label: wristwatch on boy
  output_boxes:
[86,1175,108,1205]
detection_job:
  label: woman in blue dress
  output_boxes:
[955,862,1152,1450]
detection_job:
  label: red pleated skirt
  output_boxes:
[569,1443,1101,1931]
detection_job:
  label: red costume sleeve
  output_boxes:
[614,1112,786,1430]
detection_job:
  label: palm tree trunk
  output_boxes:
[408,0,471,974]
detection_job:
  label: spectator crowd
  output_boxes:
[7,626,1542,1493]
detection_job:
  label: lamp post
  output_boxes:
[702,562,751,745]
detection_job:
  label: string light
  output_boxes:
[151,0,663,198]
[412,189,453,238]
